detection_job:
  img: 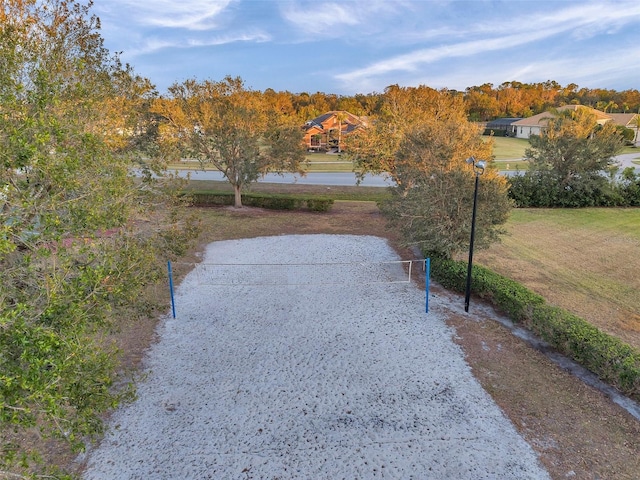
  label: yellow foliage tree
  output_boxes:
[152,76,306,207]
[345,84,509,258]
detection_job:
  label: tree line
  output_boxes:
[462,81,640,121]
[188,81,640,124]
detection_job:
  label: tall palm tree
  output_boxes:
[632,112,640,146]
[335,111,348,153]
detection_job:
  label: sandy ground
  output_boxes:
[81,235,550,479]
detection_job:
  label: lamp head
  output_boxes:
[466,156,486,175]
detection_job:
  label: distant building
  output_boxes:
[609,113,640,145]
[484,118,523,137]
[302,111,366,152]
[511,105,638,142]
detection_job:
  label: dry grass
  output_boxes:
[474,208,640,349]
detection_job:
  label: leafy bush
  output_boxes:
[470,263,546,321]
[243,194,301,210]
[189,192,235,206]
[530,305,640,395]
[429,256,468,291]
[507,170,640,208]
[305,198,334,212]
[508,107,627,208]
[618,167,640,206]
[431,257,545,321]
[508,171,626,208]
[189,191,334,211]
[430,257,640,401]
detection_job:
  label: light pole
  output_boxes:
[464,156,486,313]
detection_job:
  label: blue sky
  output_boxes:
[94,0,640,95]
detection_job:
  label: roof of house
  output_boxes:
[308,112,334,126]
[512,105,612,127]
[303,111,364,133]
[557,104,612,121]
[486,118,522,128]
[608,113,639,127]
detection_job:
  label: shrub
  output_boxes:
[508,169,639,208]
[188,191,334,211]
[431,258,545,321]
[530,305,640,396]
[243,194,300,210]
[188,191,234,206]
[471,263,545,321]
[430,257,640,401]
[617,168,640,206]
[305,198,334,212]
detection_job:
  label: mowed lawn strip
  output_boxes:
[485,136,530,160]
[474,208,640,350]
[183,179,391,202]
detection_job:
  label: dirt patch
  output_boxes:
[435,285,640,480]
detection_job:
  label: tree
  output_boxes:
[334,111,348,153]
[379,125,511,259]
[464,83,501,121]
[153,77,306,207]
[345,84,444,181]
[0,1,197,476]
[631,114,640,146]
[347,86,511,259]
[510,106,626,207]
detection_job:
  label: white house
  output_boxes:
[609,113,640,145]
[511,105,638,142]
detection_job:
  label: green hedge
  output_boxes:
[431,257,640,401]
[188,192,234,206]
[187,191,334,212]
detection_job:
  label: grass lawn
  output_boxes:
[485,136,530,160]
[492,159,529,171]
[473,207,640,350]
[621,145,640,155]
[303,152,354,172]
[308,145,537,172]
[184,179,390,202]
[167,153,356,173]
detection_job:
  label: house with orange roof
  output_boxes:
[302,111,366,152]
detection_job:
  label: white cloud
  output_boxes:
[281,3,359,34]
[128,31,271,56]
[335,27,562,84]
[350,43,640,95]
[96,0,640,94]
[513,46,640,89]
[280,0,413,36]
[104,0,236,30]
[188,32,271,47]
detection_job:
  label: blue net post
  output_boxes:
[425,258,431,314]
[168,261,176,319]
